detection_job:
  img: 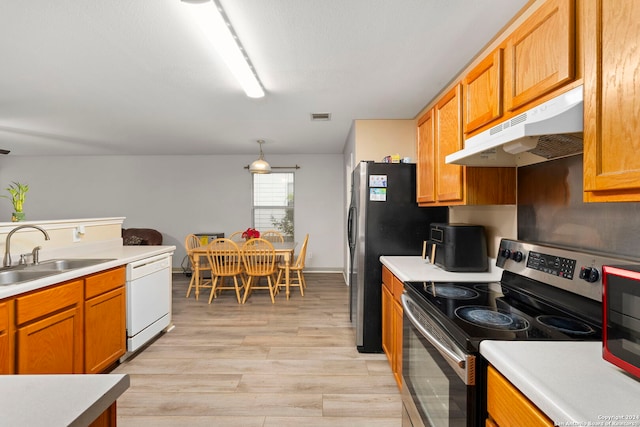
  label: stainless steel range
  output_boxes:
[400,238,636,427]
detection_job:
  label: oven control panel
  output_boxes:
[526,250,576,279]
[496,239,640,302]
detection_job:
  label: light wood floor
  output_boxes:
[112,273,403,426]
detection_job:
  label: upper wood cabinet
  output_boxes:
[417,84,516,206]
[504,0,575,112]
[435,85,465,203]
[463,48,503,134]
[583,0,640,202]
[416,109,436,204]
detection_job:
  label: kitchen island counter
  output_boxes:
[380,255,503,283]
[480,341,640,424]
[0,373,129,426]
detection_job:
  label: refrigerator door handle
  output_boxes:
[347,206,357,248]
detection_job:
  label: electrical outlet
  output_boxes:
[72,225,85,242]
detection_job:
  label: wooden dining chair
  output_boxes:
[229,230,245,243]
[184,234,212,299]
[261,230,284,243]
[276,234,309,296]
[205,238,245,304]
[241,238,278,304]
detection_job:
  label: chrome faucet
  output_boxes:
[3,225,51,267]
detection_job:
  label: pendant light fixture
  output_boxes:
[249,140,271,174]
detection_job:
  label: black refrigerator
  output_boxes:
[347,161,448,353]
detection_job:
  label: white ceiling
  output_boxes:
[0,0,528,157]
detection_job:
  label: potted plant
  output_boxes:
[2,182,29,222]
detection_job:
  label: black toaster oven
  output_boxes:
[428,223,488,272]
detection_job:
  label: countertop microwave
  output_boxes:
[602,265,640,379]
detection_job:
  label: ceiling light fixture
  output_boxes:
[181,0,265,98]
[249,140,271,174]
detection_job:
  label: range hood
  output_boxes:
[446,85,583,167]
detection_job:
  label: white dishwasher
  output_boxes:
[122,252,173,361]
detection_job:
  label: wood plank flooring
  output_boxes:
[112,273,403,426]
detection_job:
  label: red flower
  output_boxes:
[241,228,260,239]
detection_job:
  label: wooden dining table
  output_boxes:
[190,241,297,301]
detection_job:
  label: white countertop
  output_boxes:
[480,341,640,424]
[0,374,130,426]
[380,255,503,282]
[0,244,176,299]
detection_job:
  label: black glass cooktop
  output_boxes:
[404,276,602,352]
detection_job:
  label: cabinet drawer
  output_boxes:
[15,280,83,325]
[85,267,126,299]
[487,365,553,427]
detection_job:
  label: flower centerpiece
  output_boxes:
[241,228,260,240]
[2,182,29,222]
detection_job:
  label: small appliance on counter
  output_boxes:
[428,223,488,272]
[602,265,640,379]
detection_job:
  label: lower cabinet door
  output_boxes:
[85,286,126,374]
[381,284,393,360]
[16,305,83,374]
[392,298,403,388]
[0,300,14,374]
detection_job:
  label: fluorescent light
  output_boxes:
[182,0,264,98]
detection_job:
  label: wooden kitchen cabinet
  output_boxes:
[417,84,516,206]
[504,0,575,112]
[416,109,436,204]
[7,266,126,375]
[15,279,84,374]
[381,281,393,357]
[462,48,503,134]
[435,84,465,203]
[583,0,640,202]
[463,0,577,137]
[381,265,403,388]
[487,365,553,427]
[84,267,126,374]
[0,299,14,374]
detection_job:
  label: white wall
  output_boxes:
[0,154,344,271]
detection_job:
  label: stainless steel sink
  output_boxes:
[29,258,116,271]
[0,258,116,286]
[0,269,61,286]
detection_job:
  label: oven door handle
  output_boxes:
[401,294,466,369]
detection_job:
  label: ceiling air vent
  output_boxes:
[310,112,331,121]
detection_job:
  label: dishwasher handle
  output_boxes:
[127,253,172,281]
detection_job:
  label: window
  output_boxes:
[252,172,294,241]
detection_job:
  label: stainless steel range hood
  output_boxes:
[446,85,583,167]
